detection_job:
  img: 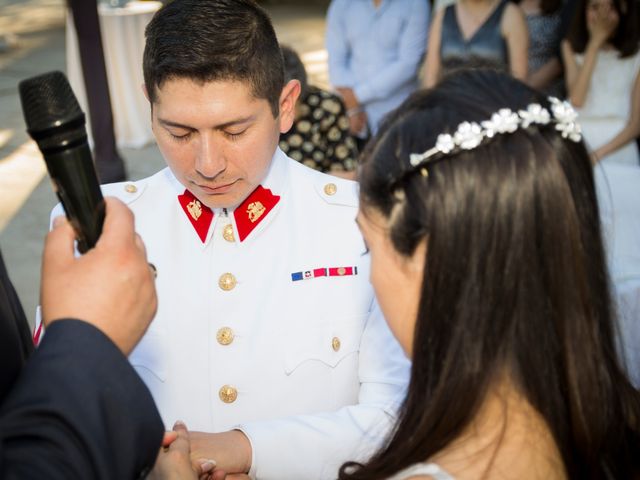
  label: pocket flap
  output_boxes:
[284,313,367,375]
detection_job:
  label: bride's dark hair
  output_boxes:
[340,70,640,479]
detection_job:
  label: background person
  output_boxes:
[0,198,164,479]
[279,45,358,179]
[561,0,640,165]
[423,0,529,88]
[518,0,565,96]
[338,70,640,479]
[326,0,429,143]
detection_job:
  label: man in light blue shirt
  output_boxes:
[326,0,429,137]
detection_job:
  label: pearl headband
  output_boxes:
[408,97,582,170]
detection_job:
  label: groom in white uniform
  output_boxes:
[57,0,409,478]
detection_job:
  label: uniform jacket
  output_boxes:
[1,249,163,479]
[89,149,410,479]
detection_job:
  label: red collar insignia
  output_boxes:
[178,190,214,243]
[234,185,280,242]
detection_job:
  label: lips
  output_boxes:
[196,180,238,194]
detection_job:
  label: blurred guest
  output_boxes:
[519,0,565,96]
[562,0,640,391]
[279,46,358,179]
[423,0,528,88]
[326,0,429,144]
[337,69,640,480]
[561,0,640,165]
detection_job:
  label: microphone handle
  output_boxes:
[45,143,105,253]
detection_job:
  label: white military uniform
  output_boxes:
[47,148,410,479]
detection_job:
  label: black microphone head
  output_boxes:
[19,71,87,151]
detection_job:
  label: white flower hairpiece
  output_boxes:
[408,97,582,168]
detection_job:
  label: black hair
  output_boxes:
[340,69,640,479]
[143,0,284,116]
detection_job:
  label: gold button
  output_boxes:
[219,385,238,403]
[222,224,235,242]
[337,267,346,276]
[332,336,341,352]
[218,273,237,291]
[124,183,137,193]
[324,183,337,196]
[216,327,234,346]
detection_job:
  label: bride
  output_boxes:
[339,69,640,479]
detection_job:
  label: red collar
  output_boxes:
[177,185,280,243]
[177,190,214,243]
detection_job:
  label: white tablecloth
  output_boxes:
[66,1,162,149]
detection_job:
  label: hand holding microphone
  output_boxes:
[41,198,158,355]
[19,71,157,353]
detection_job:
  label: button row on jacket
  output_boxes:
[218,273,237,291]
[219,385,238,403]
[217,327,234,346]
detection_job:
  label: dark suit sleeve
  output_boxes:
[0,250,34,401]
[0,319,164,480]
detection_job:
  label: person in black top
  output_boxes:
[279,45,359,179]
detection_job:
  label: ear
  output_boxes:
[142,83,150,102]
[278,79,301,134]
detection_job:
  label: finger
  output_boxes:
[134,233,147,257]
[194,459,217,475]
[162,430,178,447]
[211,470,228,480]
[42,215,78,274]
[173,419,188,435]
[98,197,136,247]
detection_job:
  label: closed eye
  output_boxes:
[223,129,247,141]
[169,131,192,142]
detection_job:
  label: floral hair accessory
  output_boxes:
[408,97,582,169]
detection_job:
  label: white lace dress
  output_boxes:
[574,49,640,166]
[386,463,455,479]
[594,162,640,388]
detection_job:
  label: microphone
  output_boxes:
[19,71,105,253]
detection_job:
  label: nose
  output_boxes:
[195,132,226,179]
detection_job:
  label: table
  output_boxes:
[66,1,162,149]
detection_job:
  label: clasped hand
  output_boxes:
[151,422,252,480]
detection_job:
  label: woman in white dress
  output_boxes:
[338,70,640,479]
[562,0,640,387]
[561,0,640,166]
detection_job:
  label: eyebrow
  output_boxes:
[157,115,256,131]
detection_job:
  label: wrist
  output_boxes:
[231,429,253,474]
[587,36,605,49]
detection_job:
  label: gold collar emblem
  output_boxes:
[247,201,266,223]
[187,199,202,221]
